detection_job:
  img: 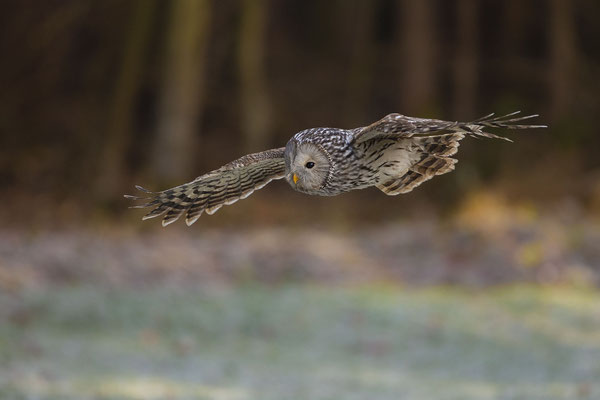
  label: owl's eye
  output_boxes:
[305,161,315,169]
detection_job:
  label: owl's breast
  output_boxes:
[315,144,376,196]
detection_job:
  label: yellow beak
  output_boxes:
[293,173,299,184]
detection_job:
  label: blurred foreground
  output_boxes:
[1,285,599,400]
[3,193,599,289]
[1,199,599,399]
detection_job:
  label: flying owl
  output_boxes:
[125,111,545,226]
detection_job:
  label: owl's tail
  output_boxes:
[377,133,464,195]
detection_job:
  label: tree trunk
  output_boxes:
[152,0,211,182]
[549,0,577,120]
[239,0,271,152]
[453,0,478,119]
[339,0,377,125]
[95,0,156,200]
[397,0,437,115]
[502,0,526,56]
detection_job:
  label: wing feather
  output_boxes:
[125,148,287,226]
[352,111,546,144]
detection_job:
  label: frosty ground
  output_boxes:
[1,215,599,400]
[1,284,599,400]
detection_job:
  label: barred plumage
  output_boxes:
[126,111,545,225]
[125,149,286,226]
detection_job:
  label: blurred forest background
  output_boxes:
[1,1,600,399]
[2,0,600,223]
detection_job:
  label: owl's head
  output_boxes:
[284,140,331,192]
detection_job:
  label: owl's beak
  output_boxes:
[293,173,299,184]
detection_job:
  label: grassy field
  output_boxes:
[1,284,599,400]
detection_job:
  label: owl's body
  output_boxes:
[126,112,545,226]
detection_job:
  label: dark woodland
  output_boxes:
[2,0,599,225]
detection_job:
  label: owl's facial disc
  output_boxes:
[288,143,330,191]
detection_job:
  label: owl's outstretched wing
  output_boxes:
[351,111,546,144]
[125,148,286,226]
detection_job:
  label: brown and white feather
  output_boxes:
[125,148,286,226]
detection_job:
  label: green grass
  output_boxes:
[1,284,599,400]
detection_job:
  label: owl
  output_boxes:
[125,111,545,226]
